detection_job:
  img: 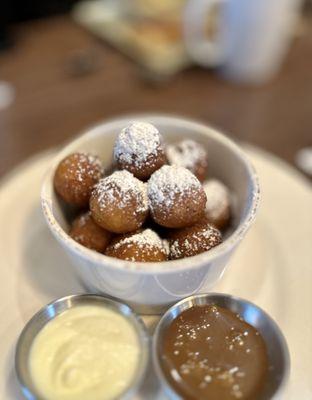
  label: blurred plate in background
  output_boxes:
[72,0,192,77]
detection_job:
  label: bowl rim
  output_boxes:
[152,292,290,400]
[41,113,260,274]
[15,294,150,400]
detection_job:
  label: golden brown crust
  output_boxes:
[193,160,208,183]
[105,229,168,262]
[89,170,149,234]
[168,217,222,259]
[166,139,208,182]
[54,153,103,207]
[117,150,167,181]
[150,192,207,228]
[114,121,166,180]
[148,165,207,228]
[70,212,112,253]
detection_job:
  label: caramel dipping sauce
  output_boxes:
[160,305,268,400]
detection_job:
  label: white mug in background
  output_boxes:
[183,0,303,83]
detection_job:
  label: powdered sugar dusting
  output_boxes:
[166,139,207,171]
[74,211,91,227]
[203,179,230,220]
[108,228,168,261]
[162,239,170,256]
[170,223,222,259]
[114,121,162,167]
[93,170,148,213]
[148,165,202,210]
[112,229,164,251]
[62,153,103,183]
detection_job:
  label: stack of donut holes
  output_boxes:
[54,121,232,262]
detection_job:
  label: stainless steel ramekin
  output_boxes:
[153,293,290,400]
[15,294,149,400]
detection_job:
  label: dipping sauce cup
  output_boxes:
[153,293,290,400]
[15,294,149,400]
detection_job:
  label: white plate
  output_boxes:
[0,147,311,399]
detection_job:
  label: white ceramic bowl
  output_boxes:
[41,115,259,313]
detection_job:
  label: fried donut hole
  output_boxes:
[114,121,166,180]
[203,179,231,230]
[54,153,103,207]
[69,212,112,253]
[90,170,148,234]
[166,139,208,182]
[105,229,168,262]
[148,165,207,228]
[168,217,222,260]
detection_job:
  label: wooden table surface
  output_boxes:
[0,15,311,178]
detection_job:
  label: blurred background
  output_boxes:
[0,0,311,178]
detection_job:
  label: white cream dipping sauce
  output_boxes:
[29,304,140,400]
